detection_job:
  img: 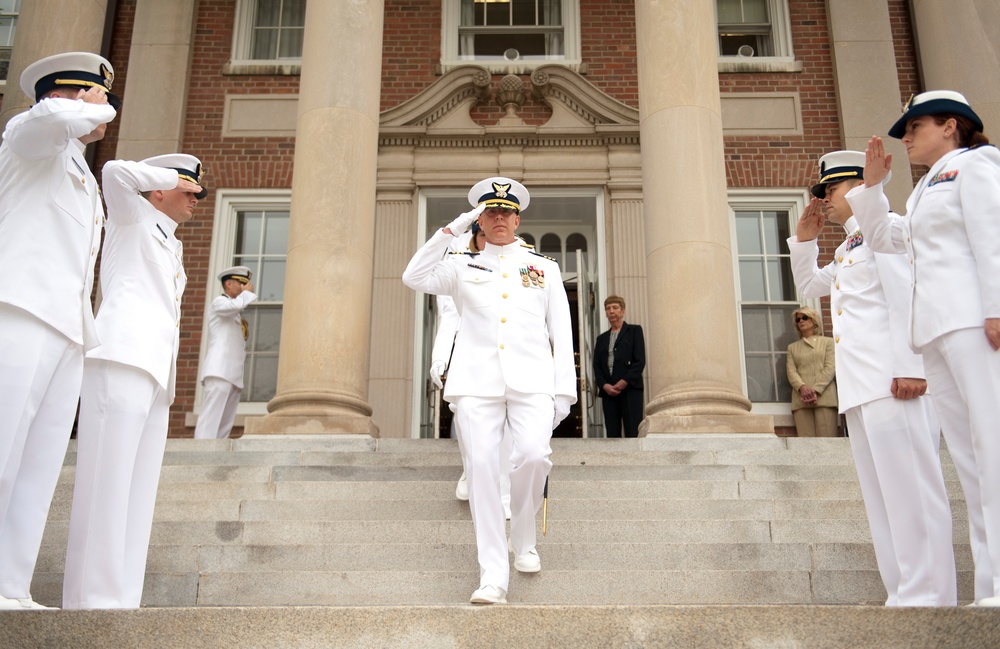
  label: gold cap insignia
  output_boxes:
[492,182,511,199]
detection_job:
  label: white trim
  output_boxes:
[728,188,812,413]
[409,185,607,439]
[440,0,581,74]
[189,188,291,425]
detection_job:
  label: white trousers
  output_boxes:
[0,304,82,598]
[63,359,170,609]
[922,328,1000,602]
[194,377,241,439]
[453,389,553,591]
[452,405,512,511]
[844,396,955,606]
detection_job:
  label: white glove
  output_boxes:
[553,395,574,430]
[445,203,486,236]
[429,360,447,389]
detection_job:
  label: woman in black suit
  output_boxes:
[593,295,646,437]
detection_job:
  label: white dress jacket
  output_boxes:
[403,230,577,404]
[788,217,925,412]
[199,291,258,388]
[0,98,117,349]
[87,160,187,402]
[848,145,1000,349]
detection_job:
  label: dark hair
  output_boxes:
[933,114,990,148]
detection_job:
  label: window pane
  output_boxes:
[263,212,289,254]
[766,257,796,301]
[540,233,561,267]
[541,0,561,26]
[251,29,277,60]
[511,0,537,26]
[237,212,262,254]
[281,0,306,27]
[520,233,535,247]
[744,0,769,23]
[0,0,21,13]
[717,0,743,24]
[771,306,798,350]
[739,259,766,301]
[278,28,304,58]
[255,0,281,27]
[245,355,279,402]
[734,213,761,254]
[254,306,283,352]
[774,354,792,402]
[741,307,770,352]
[259,259,286,301]
[745,355,776,402]
[761,210,788,253]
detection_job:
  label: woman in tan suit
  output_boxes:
[786,307,839,437]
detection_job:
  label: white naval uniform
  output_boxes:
[0,98,115,600]
[63,160,187,609]
[849,144,1000,602]
[404,230,576,592]
[788,217,955,606]
[194,290,257,439]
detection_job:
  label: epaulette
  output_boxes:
[528,250,557,262]
[519,241,536,250]
[449,250,479,258]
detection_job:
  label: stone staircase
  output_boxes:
[4,434,997,648]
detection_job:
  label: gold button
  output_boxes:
[175,272,180,278]
[835,283,840,290]
[837,309,842,315]
[501,318,507,323]
[499,344,505,350]
[848,258,853,264]
[80,177,86,185]
[502,293,508,299]
[502,273,508,278]
[500,255,505,260]
[835,336,840,343]
[838,256,843,263]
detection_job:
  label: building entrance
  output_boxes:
[414,191,606,439]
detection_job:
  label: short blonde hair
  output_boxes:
[792,306,821,337]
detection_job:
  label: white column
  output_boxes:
[245,0,385,436]
[1,0,108,130]
[635,0,772,434]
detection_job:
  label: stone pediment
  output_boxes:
[379,65,639,138]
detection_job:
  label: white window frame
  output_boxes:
[187,189,291,427]
[228,0,303,74]
[440,0,581,74]
[715,0,801,74]
[728,188,815,421]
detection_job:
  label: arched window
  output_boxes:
[564,232,587,272]
[540,233,562,267]
[519,232,535,247]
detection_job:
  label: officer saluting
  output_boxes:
[195,266,258,439]
[0,52,118,610]
[63,153,204,609]
[787,151,955,606]
[403,177,576,605]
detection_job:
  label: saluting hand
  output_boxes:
[864,136,892,187]
[796,198,826,242]
[176,178,203,195]
[242,281,255,294]
[444,203,486,236]
[76,86,109,106]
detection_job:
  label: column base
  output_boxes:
[639,411,774,435]
[244,413,378,437]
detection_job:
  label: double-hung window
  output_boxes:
[442,0,580,72]
[715,0,797,71]
[231,0,305,67]
[729,190,810,408]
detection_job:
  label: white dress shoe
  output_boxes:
[977,595,1000,607]
[470,585,506,604]
[0,594,54,610]
[455,472,469,501]
[513,548,541,573]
